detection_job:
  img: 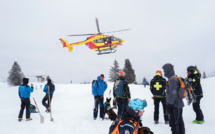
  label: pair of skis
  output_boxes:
[33,87,54,123]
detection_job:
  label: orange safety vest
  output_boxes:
[111,119,140,134]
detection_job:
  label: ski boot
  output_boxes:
[18,118,23,122]
[45,108,50,113]
[193,120,204,124]
[154,121,159,124]
[26,118,32,121]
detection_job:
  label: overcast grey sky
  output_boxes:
[0,0,215,83]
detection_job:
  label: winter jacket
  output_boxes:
[92,76,107,96]
[109,106,141,134]
[162,63,184,108]
[187,71,203,96]
[43,83,55,94]
[150,75,166,98]
[18,85,33,98]
[113,77,131,99]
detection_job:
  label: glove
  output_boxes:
[152,97,154,99]
[128,98,131,102]
[138,127,153,134]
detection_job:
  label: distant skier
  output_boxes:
[92,74,107,120]
[162,63,185,134]
[150,70,169,124]
[42,79,55,113]
[113,71,131,120]
[109,98,153,134]
[186,66,204,124]
[18,78,34,121]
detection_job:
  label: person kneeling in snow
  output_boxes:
[109,98,153,134]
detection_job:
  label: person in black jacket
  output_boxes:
[187,66,204,124]
[150,70,169,124]
[113,71,131,120]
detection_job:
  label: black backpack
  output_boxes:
[49,84,55,93]
[92,80,98,88]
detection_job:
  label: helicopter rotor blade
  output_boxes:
[102,29,131,34]
[95,17,101,34]
[67,34,96,37]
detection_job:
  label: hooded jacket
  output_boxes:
[92,76,108,96]
[162,63,184,108]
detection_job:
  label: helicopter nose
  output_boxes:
[120,40,125,43]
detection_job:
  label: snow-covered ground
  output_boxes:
[0,77,214,134]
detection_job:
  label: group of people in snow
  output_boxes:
[92,63,204,134]
[17,62,204,134]
[18,78,55,121]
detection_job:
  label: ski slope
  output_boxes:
[0,77,214,134]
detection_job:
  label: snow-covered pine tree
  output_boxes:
[109,59,120,82]
[7,61,25,86]
[203,72,206,79]
[123,59,136,84]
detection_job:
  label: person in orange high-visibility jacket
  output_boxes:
[109,98,153,134]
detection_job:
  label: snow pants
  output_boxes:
[116,98,128,119]
[169,108,185,134]
[42,94,53,109]
[93,96,104,119]
[18,98,31,118]
[193,96,204,121]
[154,97,169,121]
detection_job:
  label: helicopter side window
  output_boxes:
[94,38,104,43]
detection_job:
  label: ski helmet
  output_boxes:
[156,70,162,76]
[128,98,147,111]
[119,71,125,77]
[187,66,196,72]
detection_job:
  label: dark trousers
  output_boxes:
[169,108,185,134]
[193,96,204,121]
[42,94,53,109]
[93,96,104,118]
[154,97,169,121]
[116,98,128,119]
[18,98,30,118]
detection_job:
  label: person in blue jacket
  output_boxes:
[92,74,108,120]
[18,78,34,121]
[42,79,55,112]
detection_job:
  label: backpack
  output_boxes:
[49,84,55,93]
[29,104,37,113]
[168,76,192,99]
[92,80,98,88]
[114,80,125,97]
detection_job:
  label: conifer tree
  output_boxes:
[109,59,120,82]
[123,59,136,84]
[7,61,25,86]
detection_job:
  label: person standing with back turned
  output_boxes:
[162,63,185,134]
[18,78,34,121]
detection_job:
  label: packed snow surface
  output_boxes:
[0,77,214,134]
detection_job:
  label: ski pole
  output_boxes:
[33,98,44,123]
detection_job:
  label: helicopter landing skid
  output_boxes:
[97,47,117,55]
